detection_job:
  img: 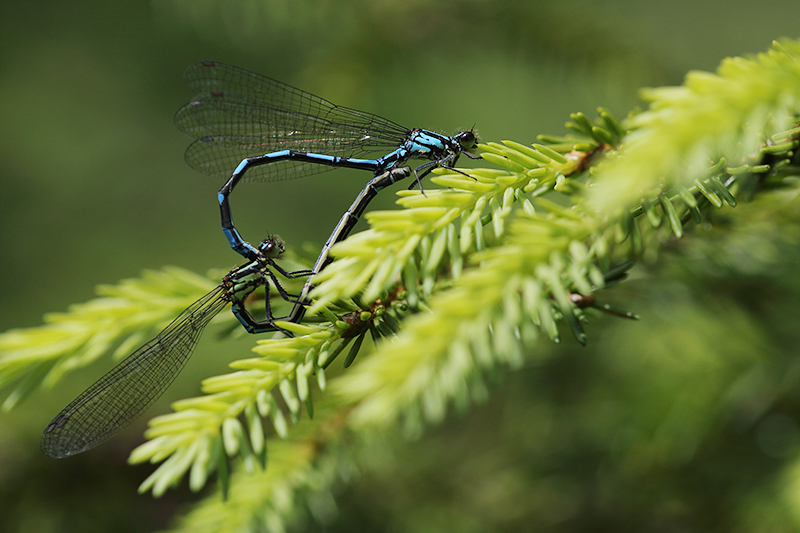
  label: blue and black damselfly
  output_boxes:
[41,236,310,458]
[175,61,480,321]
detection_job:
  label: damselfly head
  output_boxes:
[258,235,285,258]
[455,129,478,151]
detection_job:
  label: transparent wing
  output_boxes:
[41,285,229,458]
[175,61,410,180]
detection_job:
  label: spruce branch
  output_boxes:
[588,39,800,214]
[129,294,414,497]
[166,399,354,533]
[0,267,219,411]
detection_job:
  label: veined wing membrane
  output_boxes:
[41,286,229,458]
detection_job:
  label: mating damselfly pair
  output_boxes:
[41,60,480,458]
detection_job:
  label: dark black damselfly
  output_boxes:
[41,236,310,458]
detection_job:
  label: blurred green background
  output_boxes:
[2,0,800,531]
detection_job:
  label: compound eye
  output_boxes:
[457,131,476,150]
